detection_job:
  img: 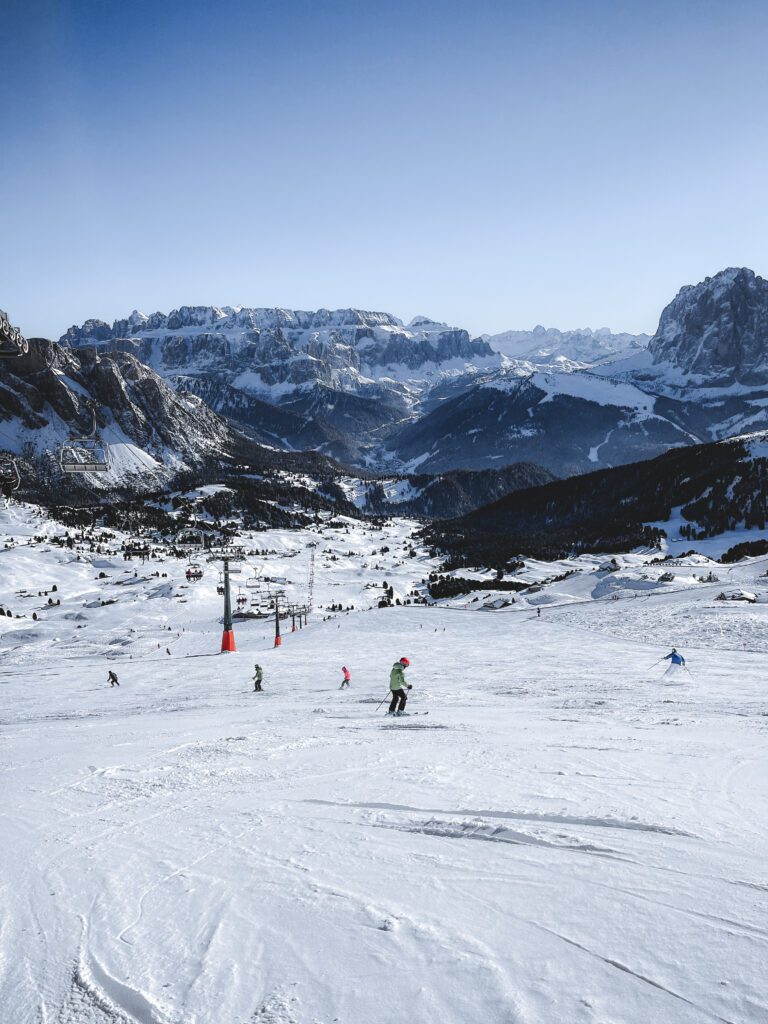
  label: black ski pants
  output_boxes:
[389,689,407,713]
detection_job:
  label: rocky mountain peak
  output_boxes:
[648,267,768,383]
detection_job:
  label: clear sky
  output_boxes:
[2,0,767,340]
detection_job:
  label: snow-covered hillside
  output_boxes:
[2,503,767,1023]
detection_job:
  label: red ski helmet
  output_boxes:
[400,657,410,666]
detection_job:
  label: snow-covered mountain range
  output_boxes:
[2,266,763,483]
[57,308,653,471]
[60,308,501,466]
[484,325,649,370]
[387,268,768,475]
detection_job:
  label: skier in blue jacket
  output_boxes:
[664,648,685,666]
[662,648,687,682]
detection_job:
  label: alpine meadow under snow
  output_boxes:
[1,501,767,1024]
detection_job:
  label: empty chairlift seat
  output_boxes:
[60,438,111,474]
[59,401,110,474]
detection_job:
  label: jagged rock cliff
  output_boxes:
[648,268,768,384]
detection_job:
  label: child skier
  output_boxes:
[388,657,412,715]
[253,664,263,692]
[340,665,351,689]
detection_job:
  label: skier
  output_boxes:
[108,670,119,687]
[388,657,412,715]
[537,608,541,618]
[340,665,351,689]
[664,648,686,666]
[253,663,263,692]
[663,647,687,682]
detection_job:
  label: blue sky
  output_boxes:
[2,0,767,339]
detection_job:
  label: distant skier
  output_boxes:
[253,663,263,692]
[108,670,119,687]
[663,648,687,682]
[537,608,541,618]
[340,665,351,689]
[388,657,412,715]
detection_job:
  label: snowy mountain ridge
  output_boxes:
[45,266,768,477]
[484,324,649,368]
[62,306,499,392]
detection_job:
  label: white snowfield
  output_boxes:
[1,506,767,1024]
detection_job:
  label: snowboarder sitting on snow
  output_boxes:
[253,663,263,692]
[664,648,685,667]
[340,665,351,689]
[388,657,412,715]
[108,670,119,687]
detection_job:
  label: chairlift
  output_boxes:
[125,541,150,558]
[186,560,204,582]
[245,567,263,590]
[236,587,248,608]
[0,455,21,503]
[0,310,29,358]
[60,402,110,474]
[175,524,205,551]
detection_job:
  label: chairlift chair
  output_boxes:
[185,560,204,582]
[245,568,263,590]
[175,527,205,551]
[59,437,111,474]
[60,402,110,474]
[0,310,29,357]
[0,456,21,502]
[125,541,149,557]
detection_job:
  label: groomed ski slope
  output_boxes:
[1,507,767,1024]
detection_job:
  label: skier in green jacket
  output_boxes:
[253,664,263,692]
[388,657,412,715]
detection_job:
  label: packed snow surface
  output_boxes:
[1,506,767,1024]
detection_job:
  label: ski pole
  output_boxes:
[375,694,390,712]
[647,658,665,670]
